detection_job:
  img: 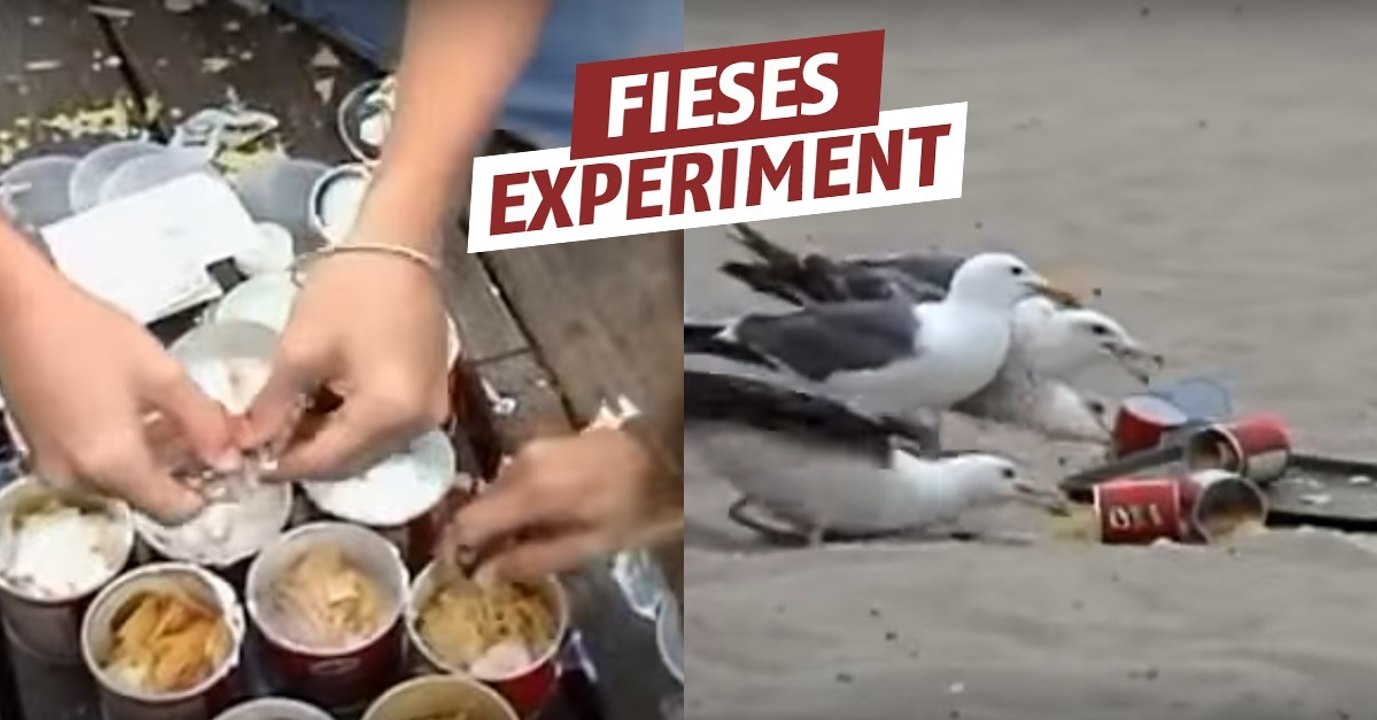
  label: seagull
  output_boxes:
[697,252,1067,433]
[685,370,1057,544]
[704,223,1163,442]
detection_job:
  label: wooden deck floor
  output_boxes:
[0,2,681,719]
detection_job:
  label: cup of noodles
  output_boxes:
[301,430,458,572]
[1182,469,1269,542]
[407,561,570,717]
[246,522,409,714]
[1111,394,1190,457]
[81,562,247,720]
[133,480,293,589]
[213,697,332,720]
[1184,412,1292,483]
[1091,478,1184,544]
[362,674,519,720]
[0,477,136,664]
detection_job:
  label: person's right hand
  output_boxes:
[0,274,239,523]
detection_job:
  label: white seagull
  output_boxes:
[703,252,1067,425]
[699,223,1162,443]
[686,370,1055,543]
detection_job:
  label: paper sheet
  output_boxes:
[41,174,258,323]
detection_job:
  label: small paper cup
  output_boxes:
[246,522,409,714]
[82,563,247,720]
[308,163,372,246]
[362,674,520,720]
[213,697,332,720]
[0,477,135,664]
[406,561,570,717]
[301,430,457,572]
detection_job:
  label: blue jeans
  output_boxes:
[271,0,684,149]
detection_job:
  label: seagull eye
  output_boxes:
[1090,324,1109,336]
[1001,468,1016,480]
[1010,266,1025,276]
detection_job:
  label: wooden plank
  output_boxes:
[0,0,143,166]
[97,0,372,160]
[440,228,532,364]
[472,351,574,452]
[481,232,685,429]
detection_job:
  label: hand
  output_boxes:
[242,251,450,479]
[0,278,236,523]
[445,428,671,581]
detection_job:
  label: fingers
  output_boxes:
[142,365,238,472]
[65,431,205,525]
[241,346,317,452]
[449,472,550,551]
[481,529,609,582]
[271,400,413,481]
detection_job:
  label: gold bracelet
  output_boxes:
[292,242,441,283]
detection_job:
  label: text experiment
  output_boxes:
[466,30,967,252]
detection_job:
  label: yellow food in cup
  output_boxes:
[105,590,231,694]
[417,579,556,672]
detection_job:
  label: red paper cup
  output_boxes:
[1184,469,1269,542]
[1112,395,1190,457]
[0,477,136,665]
[1092,478,1184,544]
[246,522,409,715]
[362,675,519,720]
[1185,412,1292,482]
[81,563,247,720]
[406,561,571,718]
[301,430,458,573]
[213,697,332,720]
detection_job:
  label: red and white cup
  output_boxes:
[1184,412,1292,483]
[245,522,410,715]
[407,561,571,718]
[362,675,520,720]
[300,430,459,573]
[0,477,136,665]
[1112,394,1190,457]
[81,563,247,720]
[1092,478,1185,544]
[1181,469,1269,542]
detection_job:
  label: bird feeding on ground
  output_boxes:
[685,370,1061,544]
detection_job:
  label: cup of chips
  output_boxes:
[406,561,570,717]
[81,563,246,720]
[246,522,409,715]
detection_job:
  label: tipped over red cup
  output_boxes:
[1092,478,1185,544]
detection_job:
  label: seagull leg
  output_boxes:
[804,523,827,547]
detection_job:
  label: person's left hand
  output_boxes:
[444,427,668,581]
[241,251,451,479]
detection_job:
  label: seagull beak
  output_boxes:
[1022,273,1081,307]
[1012,481,1071,515]
[1107,340,1165,384]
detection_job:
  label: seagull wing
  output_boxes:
[685,370,892,460]
[731,299,922,381]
